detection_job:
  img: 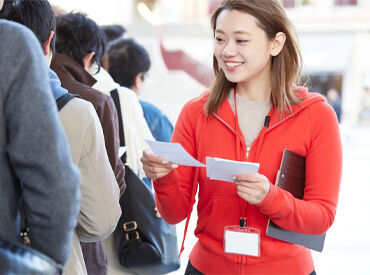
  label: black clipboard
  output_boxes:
[266,149,326,252]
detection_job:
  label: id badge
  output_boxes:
[224,225,260,257]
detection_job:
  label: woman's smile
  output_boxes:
[224,61,245,71]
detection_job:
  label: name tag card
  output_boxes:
[224,225,260,257]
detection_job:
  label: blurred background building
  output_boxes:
[50,0,370,125]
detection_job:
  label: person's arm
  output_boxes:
[152,99,200,224]
[256,102,342,234]
[98,96,126,195]
[3,23,80,265]
[76,102,121,241]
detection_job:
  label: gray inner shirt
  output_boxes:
[228,91,272,147]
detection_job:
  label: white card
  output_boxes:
[206,157,260,182]
[224,229,260,257]
[145,140,206,167]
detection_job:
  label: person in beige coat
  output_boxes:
[57,93,121,275]
[0,1,122,274]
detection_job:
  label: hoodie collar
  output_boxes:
[214,86,326,133]
[51,53,97,88]
[267,87,325,130]
[49,68,67,100]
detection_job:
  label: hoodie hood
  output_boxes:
[88,66,119,95]
[267,86,326,130]
[292,86,325,112]
[49,68,67,100]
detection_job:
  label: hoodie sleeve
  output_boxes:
[257,102,342,235]
[153,98,201,224]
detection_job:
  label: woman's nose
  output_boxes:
[222,42,237,57]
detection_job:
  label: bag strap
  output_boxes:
[110,88,126,162]
[179,113,207,257]
[56,93,80,111]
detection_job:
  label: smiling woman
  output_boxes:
[140,0,342,274]
[213,9,286,102]
[207,0,303,116]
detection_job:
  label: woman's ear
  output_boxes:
[82,51,96,70]
[271,32,286,57]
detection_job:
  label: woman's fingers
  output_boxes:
[143,165,173,179]
[233,173,270,204]
[141,149,178,179]
[142,149,169,165]
[233,173,265,183]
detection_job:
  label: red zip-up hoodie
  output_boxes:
[154,88,342,274]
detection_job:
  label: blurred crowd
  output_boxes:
[0,0,173,274]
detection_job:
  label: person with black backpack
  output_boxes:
[0,1,122,274]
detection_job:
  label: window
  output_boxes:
[281,0,312,8]
[334,0,357,6]
[282,0,295,8]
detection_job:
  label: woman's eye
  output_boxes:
[215,37,223,42]
[237,40,248,43]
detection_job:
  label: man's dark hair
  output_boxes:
[55,12,106,71]
[101,24,126,43]
[0,0,56,54]
[108,38,151,89]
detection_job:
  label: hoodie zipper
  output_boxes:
[214,111,296,270]
[215,112,297,162]
[214,114,246,147]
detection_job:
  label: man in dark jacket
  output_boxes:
[51,12,125,275]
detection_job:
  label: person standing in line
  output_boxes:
[101,24,126,43]
[107,38,174,142]
[99,24,126,70]
[0,0,80,270]
[141,0,342,274]
[326,88,342,122]
[0,1,122,274]
[51,12,125,275]
[88,40,154,182]
[88,25,161,275]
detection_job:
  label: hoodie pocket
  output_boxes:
[201,197,240,242]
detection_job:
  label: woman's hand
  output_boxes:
[140,149,178,180]
[234,173,270,205]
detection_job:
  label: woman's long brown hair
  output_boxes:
[205,0,303,116]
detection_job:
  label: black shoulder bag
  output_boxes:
[110,88,180,274]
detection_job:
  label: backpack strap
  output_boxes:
[56,93,80,111]
[110,88,126,162]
